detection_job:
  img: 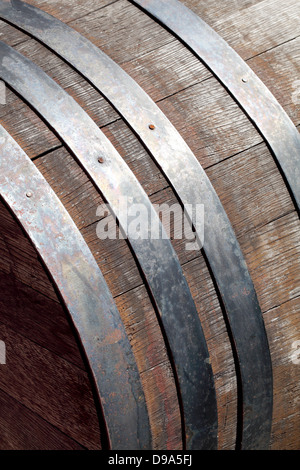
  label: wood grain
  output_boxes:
[210,0,300,59]
[0,323,103,449]
[0,389,84,450]
[0,0,298,450]
[0,269,84,368]
[264,296,300,450]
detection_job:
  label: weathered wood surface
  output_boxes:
[0,0,299,450]
[0,389,84,450]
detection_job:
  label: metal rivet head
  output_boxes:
[26,191,33,198]
[148,124,155,130]
[98,157,104,164]
[242,77,248,83]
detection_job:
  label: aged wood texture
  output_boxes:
[0,0,299,450]
[264,296,300,450]
[0,321,103,449]
[0,389,85,450]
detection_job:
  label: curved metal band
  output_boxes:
[0,125,151,450]
[0,42,218,450]
[132,0,300,211]
[0,0,276,449]
[0,1,273,449]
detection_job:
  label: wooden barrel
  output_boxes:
[0,0,299,450]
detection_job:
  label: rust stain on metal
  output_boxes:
[103,328,123,345]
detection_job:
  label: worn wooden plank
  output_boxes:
[241,212,300,312]
[68,0,175,64]
[0,323,103,449]
[206,142,295,237]
[209,0,300,59]
[0,389,85,450]
[158,77,263,169]
[122,40,210,103]
[0,19,30,46]
[0,86,60,160]
[0,270,84,368]
[184,0,265,25]
[264,296,300,450]
[26,0,119,23]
